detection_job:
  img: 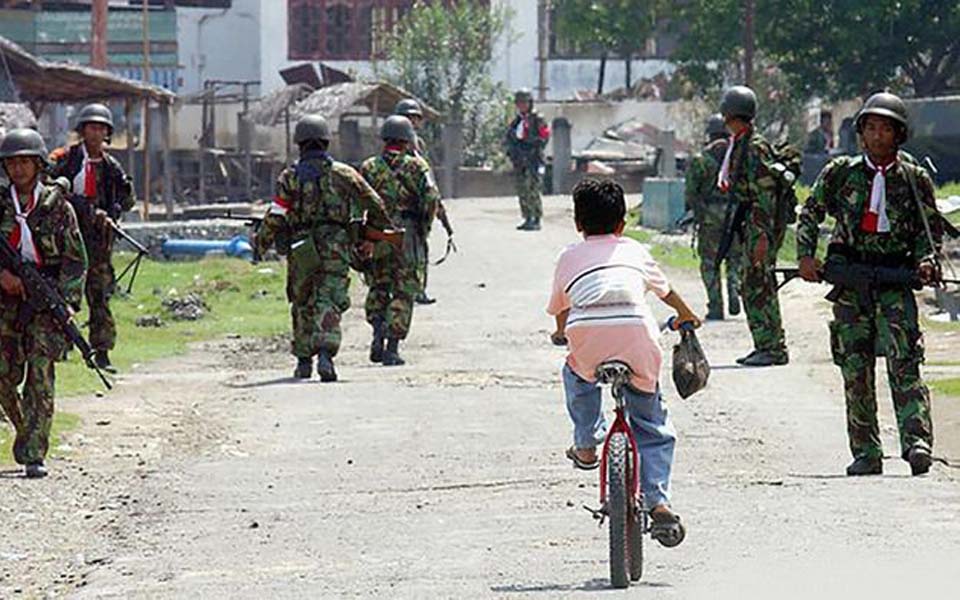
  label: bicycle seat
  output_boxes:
[596,361,633,385]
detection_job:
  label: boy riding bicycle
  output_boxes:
[546,179,700,546]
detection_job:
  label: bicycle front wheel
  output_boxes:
[607,432,631,589]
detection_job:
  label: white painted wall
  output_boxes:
[178,0,262,95]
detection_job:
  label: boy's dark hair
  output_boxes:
[573,178,626,235]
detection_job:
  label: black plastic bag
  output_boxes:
[672,328,710,399]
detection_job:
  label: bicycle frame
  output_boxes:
[598,379,641,506]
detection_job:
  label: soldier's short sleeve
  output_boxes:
[257,169,294,253]
[346,165,391,230]
[58,200,88,310]
[797,158,842,258]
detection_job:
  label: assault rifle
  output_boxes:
[775,262,960,296]
[0,236,112,390]
[215,210,265,261]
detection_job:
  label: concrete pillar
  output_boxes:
[551,117,572,195]
[658,130,676,178]
[160,102,174,220]
[339,119,363,164]
[441,121,463,199]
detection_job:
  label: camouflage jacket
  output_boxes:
[0,179,88,312]
[256,152,391,266]
[504,111,550,172]
[726,129,781,253]
[685,139,734,230]
[798,153,943,263]
[360,149,440,227]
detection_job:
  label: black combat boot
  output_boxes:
[728,292,741,316]
[739,349,789,367]
[846,455,883,476]
[382,338,406,367]
[705,305,724,321]
[25,462,47,479]
[516,217,532,230]
[529,218,542,231]
[294,357,313,379]
[94,350,118,374]
[369,319,387,363]
[316,351,338,383]
[415,292,437,305]
[906,445,933,476]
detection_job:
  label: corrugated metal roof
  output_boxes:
[250,81,441,128]
[0,34,175,104]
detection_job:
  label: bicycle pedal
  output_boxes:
[583,504,607,526]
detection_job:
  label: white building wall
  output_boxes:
[178,0,262,95]
[255,0,673,100]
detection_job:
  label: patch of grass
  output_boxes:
[930,377,960,398]
[57,254,290,397]
[0,412,81,464]
[922,317,960,333]
[624,228,700,271]
[937,181,960,198]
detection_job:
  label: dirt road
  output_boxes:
[3,196,959,599]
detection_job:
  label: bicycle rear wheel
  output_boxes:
[627,447,643,581]
[607,432,631,589]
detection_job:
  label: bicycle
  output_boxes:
[584,319,689,589]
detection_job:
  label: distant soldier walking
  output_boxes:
[797,92,945,476]
[253,115,393,382]
[394,98,454,306]
[505,89,550,231]
[0,129,87,478]
[49,103,135,373]
[684,114,741,320]
[360,116,440,366]
[717,86,791,366]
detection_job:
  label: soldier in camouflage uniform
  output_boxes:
[684,114,741,320]
[49,103,135,374]
[254,115,392,382]
[0,129,87,478]
[718,86,789,366]
[798,92,943,477]
[360,116,440,366]
[394,98,453,306]
[505,89,550,231]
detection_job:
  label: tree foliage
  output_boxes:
[378,0,512,166]
[553,0,659,91]
[674,0,960,99]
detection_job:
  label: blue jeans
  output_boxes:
[562,364,676,509]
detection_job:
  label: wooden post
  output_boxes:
[142,99,151,219]
[124,99,135,177]
[91,0,108,69]
[161,102,173,220]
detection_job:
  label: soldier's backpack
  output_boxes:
[768,141,802,240]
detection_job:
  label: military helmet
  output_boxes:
[0,128,48,160]
[855,92,909,139]
[394,98,423,119]
[381,115,416,143]
[720,85,757,121]
[705,113,727,138]
[514,88,533,103]
[293,114,331,145]
[75,103,115,133]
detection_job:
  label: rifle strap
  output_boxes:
[902,153,956,278]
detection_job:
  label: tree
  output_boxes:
[674,0,960,99]
[553,0,659,94]
[378,1,513,167]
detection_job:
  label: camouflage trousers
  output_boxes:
[738,251,786,354]
[365,244,419,340]
[86,258,117,351]
[290,268,350,358]
[514,168,543,221]
[696,220,740,313]
[0,312,65,465]
[829,287,933,460]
